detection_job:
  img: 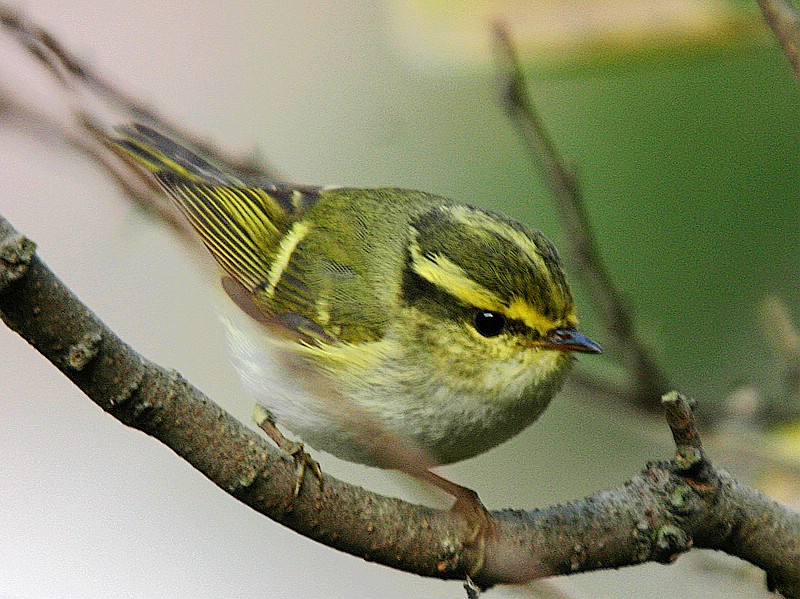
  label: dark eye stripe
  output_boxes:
[401,244,547,340]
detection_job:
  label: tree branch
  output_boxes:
[1,213,798,595]
[757,0,800,83]
[490,22,671,410]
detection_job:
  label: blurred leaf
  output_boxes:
[388,0,764,71]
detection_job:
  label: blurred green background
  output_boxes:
[438,45,800,411]
[283,0,800,414]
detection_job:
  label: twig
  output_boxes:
[0,3,280,242]
[0,5,275,180]
[1,212,798,595]
[757,0,800,83]
[490,23,670,410]
[761,296,800,402]
[663,391,703,452]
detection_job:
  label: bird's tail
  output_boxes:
[113,123,244,186]
[112,123,299,293]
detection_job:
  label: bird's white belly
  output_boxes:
[219,304,572,468]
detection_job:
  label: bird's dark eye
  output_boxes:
[472,310,506,337]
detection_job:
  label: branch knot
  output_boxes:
[66,330,103,370]
[0,230,36,294]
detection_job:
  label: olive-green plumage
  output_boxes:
[113,123,600,468]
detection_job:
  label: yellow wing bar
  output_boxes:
[113,124,294,292]
[161,177,289,291]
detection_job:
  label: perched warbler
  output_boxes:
[112,123,600,548]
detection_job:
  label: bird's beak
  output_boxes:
[539,328,602,354]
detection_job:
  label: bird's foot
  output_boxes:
[253,403,323,497]
[450,485,495,575]
[420,469,495,577]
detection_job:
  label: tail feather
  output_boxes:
[112,123,293,292]
[115,123,243,186]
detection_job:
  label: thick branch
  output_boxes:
[491,23,671,410]
[0,215,481,581]
[1,213,798,594]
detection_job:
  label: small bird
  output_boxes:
[112,123,601,562]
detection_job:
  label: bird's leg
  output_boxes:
[418,469,495,575]
[253,404,323,496]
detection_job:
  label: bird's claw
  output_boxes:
[253,403,323,498]
[451,487,495,576]
[284,439,323,496]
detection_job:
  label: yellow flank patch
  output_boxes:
[296,335,395,378]
[265,220,311,297]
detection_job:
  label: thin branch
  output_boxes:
[0,3,281,245]
[0,5,278,181]
[490,23,671,410]
[757,0,800,82]
[761,296,800,402]
[1,213,798,595]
